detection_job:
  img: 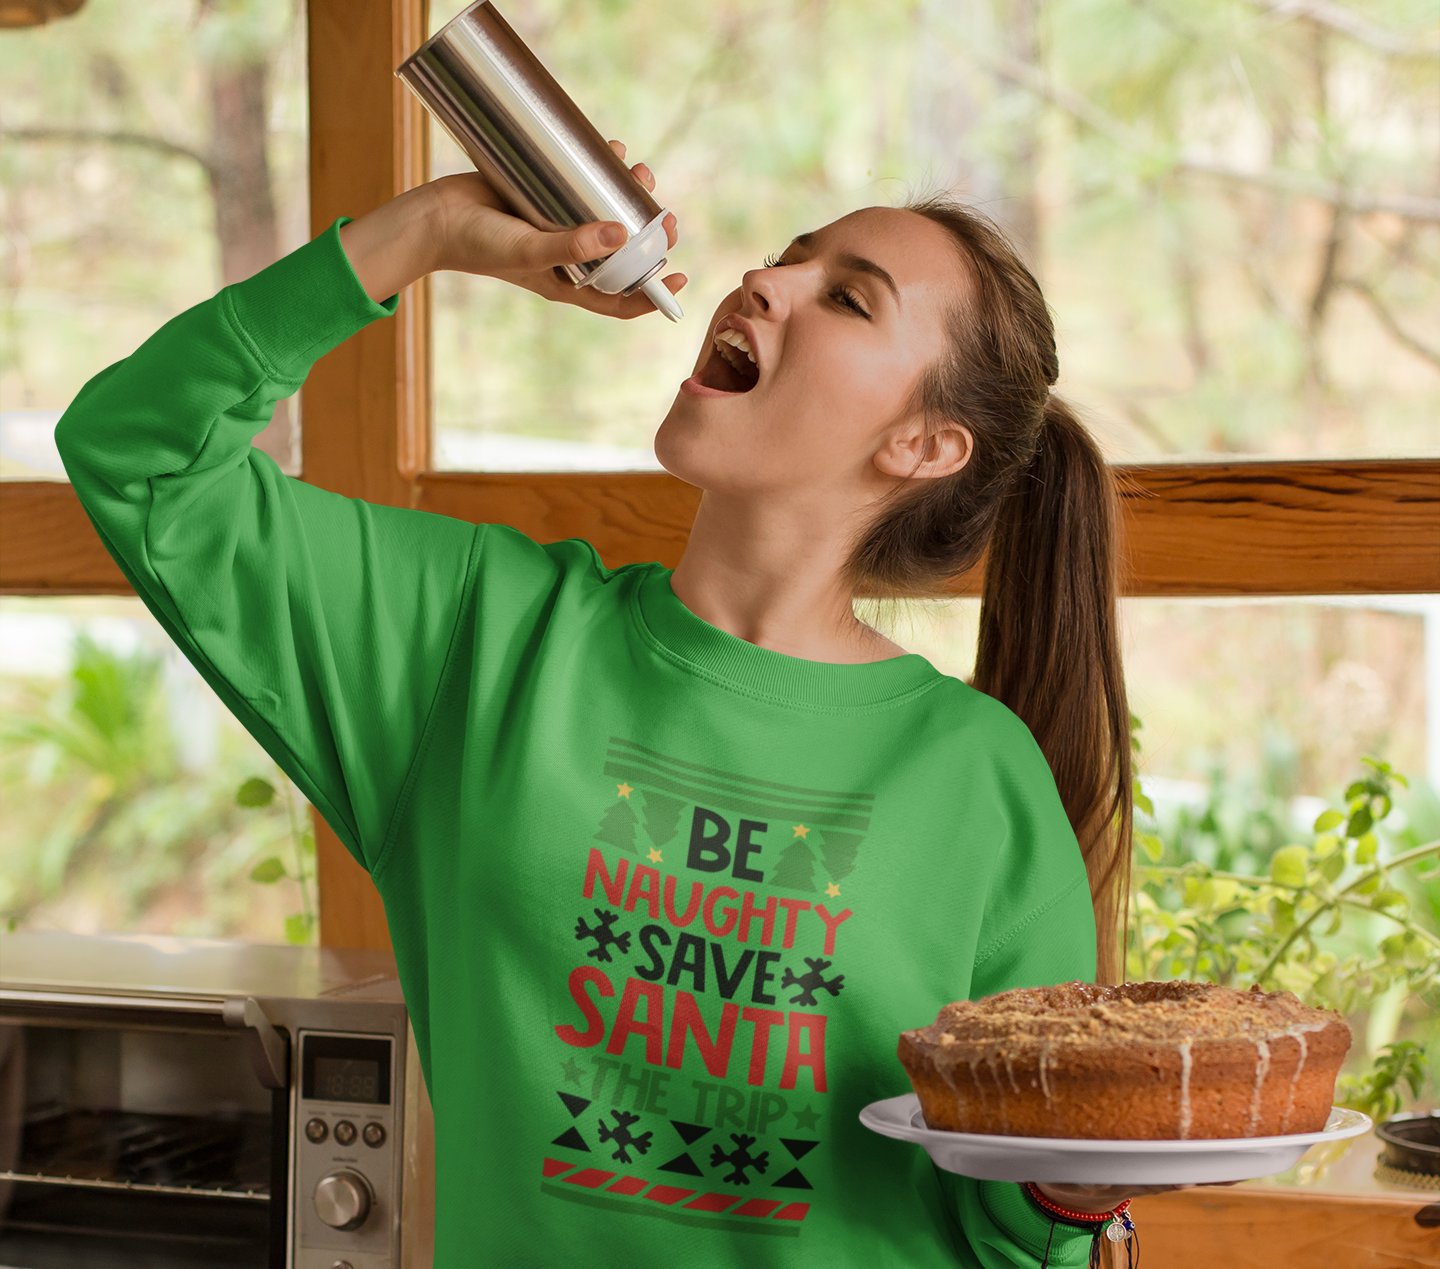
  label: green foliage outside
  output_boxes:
[1127,712,1440,1130]
[0,633,307,938]
[235,772,315,946]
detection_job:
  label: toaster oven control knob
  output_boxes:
[333,1119,357,1146]
[314,1168,373,1231]
[363,1121,386,1148]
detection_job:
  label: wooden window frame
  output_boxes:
[1,1,1433,1254]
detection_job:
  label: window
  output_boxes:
[0,0,311,482]
[0,0,314,941]
[0,596,314,942]
[426,1,1439,470]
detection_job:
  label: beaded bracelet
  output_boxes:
[1020,1182,1140,1269]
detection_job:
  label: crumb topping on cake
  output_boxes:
[897,979,1353,1141]
[909,980,1343,1059]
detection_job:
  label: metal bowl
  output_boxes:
[1375,1112,1440,1177]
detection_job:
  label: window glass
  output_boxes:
[426,0,1438,471]
[1,596,316,944]
[0,0,310,482]
[867,592,1434,792]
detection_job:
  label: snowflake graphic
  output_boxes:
[781,956,845,1007]
[597,1109,653,1164]
[709,1132,770,1185]
[573,908,631,963]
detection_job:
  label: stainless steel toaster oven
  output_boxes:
[0,930,434,1269]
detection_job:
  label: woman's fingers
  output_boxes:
[608,140,678,250]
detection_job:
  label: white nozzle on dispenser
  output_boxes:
[583,209,683,321]
[644,276,683,322]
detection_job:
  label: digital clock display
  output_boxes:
[314,1056,379,1103]
[302,1034,392,1106]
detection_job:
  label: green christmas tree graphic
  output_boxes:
[817,829,863,883]
[639,790,684,848]
[771,836,817,892]
[594,798,639,854]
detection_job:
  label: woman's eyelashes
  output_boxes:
[760,252,871,318]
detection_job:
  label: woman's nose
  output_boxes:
[741,272,777,317]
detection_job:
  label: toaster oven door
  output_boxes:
[0,992,290,1269]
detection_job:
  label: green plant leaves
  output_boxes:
[1270,844,1309,887]
[249,856,286,883]
[235,764,315,944]
[235,776,275,807]
[1131,747,1440,1122]
[1373,889,1410,917]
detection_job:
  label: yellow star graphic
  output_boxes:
[792,824,810,838]
[647,847,663,864]
[825,882,841,898]
[616,782,633,798]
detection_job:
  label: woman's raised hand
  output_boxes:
[431,139,686,319]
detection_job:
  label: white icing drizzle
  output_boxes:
[1279,1021,1327,1132]
[985,1053,1012,1132]
[1037,1040,1054,1111]
[1003,1051,1022,1094]
[968,1054,987,1111]
[1248,1038,1271,1135]
[1177,1038,1193,1140]
[939,1054,959,1094]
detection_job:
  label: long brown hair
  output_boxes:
[845,195,1133,984]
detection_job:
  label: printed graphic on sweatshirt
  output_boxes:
[540,736,870,1237]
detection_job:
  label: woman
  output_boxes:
[56,141,1203,1267]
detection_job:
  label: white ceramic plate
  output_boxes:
[858,1094,1372,1184]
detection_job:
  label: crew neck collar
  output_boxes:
[630,563,945,711]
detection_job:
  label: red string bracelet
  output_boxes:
[1021,1183,1139,1268]
[1022,1181,1132,1226]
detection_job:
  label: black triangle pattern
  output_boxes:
[658,1151,704,1177]
[558,1091,591,1119]
[780,1137,819,1160]
[774,1166,812,1190]
[670,1120,711,1145]
[552,1125,589,1152]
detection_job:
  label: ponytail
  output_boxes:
[971,395,1133,983]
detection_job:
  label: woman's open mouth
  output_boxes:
[684,334,762,397]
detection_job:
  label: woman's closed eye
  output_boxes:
[760,252,870,318]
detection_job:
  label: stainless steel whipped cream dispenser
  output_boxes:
[396,0,683,322]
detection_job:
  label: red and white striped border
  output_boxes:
[541,1156,810,1222]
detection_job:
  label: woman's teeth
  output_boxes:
[714,328,756,365]
[712,329,760,388]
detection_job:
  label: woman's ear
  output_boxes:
[873,420,972,482]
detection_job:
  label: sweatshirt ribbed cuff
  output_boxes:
[221,214,400,382]
[978,1180,1093,1265]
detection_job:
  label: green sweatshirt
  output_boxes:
[54,215,1100,1268]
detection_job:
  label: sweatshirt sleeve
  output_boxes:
[930,711,1102,1267]
[52,215,480,878]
